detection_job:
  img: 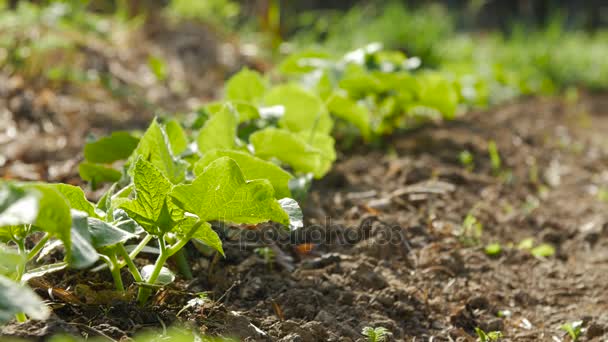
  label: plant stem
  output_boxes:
[15,312,27,323]
[26,233,50,261]
[15,239,27,322]
[116,244,142,283]
[107,252,125,292]
[172,248,192,280]
[118,234,152,269]
[137,236,169,305]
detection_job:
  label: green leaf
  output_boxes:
[79,162,122,186]
[225,68,266,103]
[119,158,175,236]
[21,184,72,253]
[416,73,459,119]
[278,198,303,231]
[0,245,25,279]
[0,275,50,323]
[87,218,137,248]
[278,50,331,75]
[295,130,336,178]
[141,265,175,285]
[22,262,68,282]
[69,210,98,269]
[327,92,371,140]
[170,157,288,226]
[204,101,260,123]
[50,183,99,218]
[148,55,167,82]
[196,105,238,153]
[0,182,39,240]
[264,84,333,135]
[193,149,293,198]
[164,119,188,156]
[190,221,224,256]
[131,119,187,184]
[250,128,334,178]
[84,131,139,164]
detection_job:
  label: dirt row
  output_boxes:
[2,94,608,341]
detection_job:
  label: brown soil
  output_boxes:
[3,93,608,342]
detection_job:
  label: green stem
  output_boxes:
[15,312,27,323]
[118,234,153,269]
[116,244,142,283]
[15,240,27,322]
[137,236,169,305]
[26,233,50,261]
[15,240,26,282]
[102,252,125,292]
[172,248,192,280]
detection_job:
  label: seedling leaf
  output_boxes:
[264,84,333,134]
[197,105,238,153]
[194,149,293,198]
[131,119,187,184]
[0,275,50,323]
[170,157,289,226]
[84,131,139,164]
[225,68,266,103]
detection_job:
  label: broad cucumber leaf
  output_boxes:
[416,73,459,119]
[225,68,266,103]
[278,50,331,75]
[0,275,50,323]
[197,105,238,153]
[21,183,72,254]
[295,130,336,178]
[131,119,187,184]
[79,162,122,186]
[118,158,177,236]
[0,245,25,279]
[264,84,333,135]
[22,262,68,282]
[0,182,39,241]
[50,184,100,218]
[249,128,334,178]
[164,119,188,156]
[84,131,139,164]
[87,218,137,248]
[193,149,293,199]
[327,92,371,140]
[204,101,260,123]
[170,157,289,226]
[69,210,98,269]
[189,221,224,256]
[278,198,303,231]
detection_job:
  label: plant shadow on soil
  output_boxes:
[3,94,608,341]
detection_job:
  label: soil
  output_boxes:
[2,93,608,342]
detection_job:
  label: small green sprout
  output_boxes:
[531,243,555,258]
[497,309,512,318]
[459,150,474,171]
[560,320,583,341]
[485,243,502,256]
[597,187,608,202]
[487,140,501,174]
[254,247,276,270]
[517,238,535,250]
[475,327,503,342]
[362,326,390,342]
[460,213,483,245]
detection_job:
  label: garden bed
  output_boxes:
[3,94,608,341]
